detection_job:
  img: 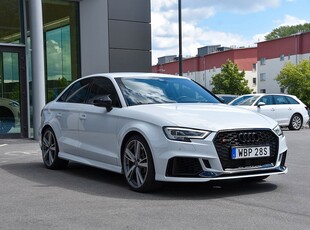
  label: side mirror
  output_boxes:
[93,95,113,112]
[257,102,266,107]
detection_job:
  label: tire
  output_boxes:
[41,127,68,169]
[122,135,160,192]
[288,114,302,130]
[0,108,15,134]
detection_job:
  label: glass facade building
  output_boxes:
[0,0,151,139]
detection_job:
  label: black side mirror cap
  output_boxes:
[93,95,113,112]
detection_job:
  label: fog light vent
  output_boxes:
[166,157,202,177]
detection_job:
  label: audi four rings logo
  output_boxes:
[238,132,259,143]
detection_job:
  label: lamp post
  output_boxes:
[178,0,183,76]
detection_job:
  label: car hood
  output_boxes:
[127,103,277,131]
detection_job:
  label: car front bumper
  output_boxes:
[153,129,288,182]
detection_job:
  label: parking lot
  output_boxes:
[0,128,309,230]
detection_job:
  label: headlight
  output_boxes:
[163,127,211,142]
[273,124,283,136]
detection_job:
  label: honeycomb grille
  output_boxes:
[213,129,279,170]
[166,157,202,177]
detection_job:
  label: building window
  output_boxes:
[280,54,285,61]
[43,0,80,102]
[253,78,256,85]
[280,87,285,93]
[252,63,256,71]
[260,58,266,65]
[260,73,266,82]
[260,89,266,93]
[0,0,23,44]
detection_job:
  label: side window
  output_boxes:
[274,95,289,104]
[87,77,121,107]
[58,78,92,103]
[285,96,299,104]
[256,95,273,105]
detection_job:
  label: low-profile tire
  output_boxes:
[288,114,302,130]
[41,127,68,169]
[122,135,160,192]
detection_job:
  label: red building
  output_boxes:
[153,31,310,94]
[152,47,258,92]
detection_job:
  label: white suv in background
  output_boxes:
[229,94,309,130]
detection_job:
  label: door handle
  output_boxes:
[56,113,62,118]
[79,114,87,120]
[271,108,275,111]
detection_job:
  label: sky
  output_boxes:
[151,0,310,64]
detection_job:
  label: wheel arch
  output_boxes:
[291,112,303,121]
[41,124,53,136]
[120,131,149,157]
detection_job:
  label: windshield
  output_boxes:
[116,77,221,106]
[230,95,260,106]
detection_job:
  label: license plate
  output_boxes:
[231,146,270,159]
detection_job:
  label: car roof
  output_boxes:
[81,72,187,80]
[237,93,297,97]
[215,94,238,97]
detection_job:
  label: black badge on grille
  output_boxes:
[238,132,259,143]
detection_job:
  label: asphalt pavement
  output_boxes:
[0,128,309,230]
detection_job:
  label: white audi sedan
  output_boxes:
[40,73,288,192]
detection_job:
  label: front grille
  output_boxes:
[213,129,279,170]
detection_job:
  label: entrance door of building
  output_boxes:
[0,45,28,138]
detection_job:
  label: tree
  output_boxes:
[276,60,310,107]
[211,60,252,95]
[265,23,310,40]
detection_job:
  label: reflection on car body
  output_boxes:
[0,98,20,134]
[39,73,288,192]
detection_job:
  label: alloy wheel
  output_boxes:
[123,139,149,189]
[291,114,302,130]
[42,129,57,167]
[41,128,68,169]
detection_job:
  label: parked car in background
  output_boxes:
[229,94,309,130]
[40,73,288,192]
[308,108,310,128]
[0,98,20,134]
[216,94,238,104]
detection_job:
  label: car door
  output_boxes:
[254,95,277,121]
[55,78,92,156]
[78,77,122,167]
[272,95,294,126]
